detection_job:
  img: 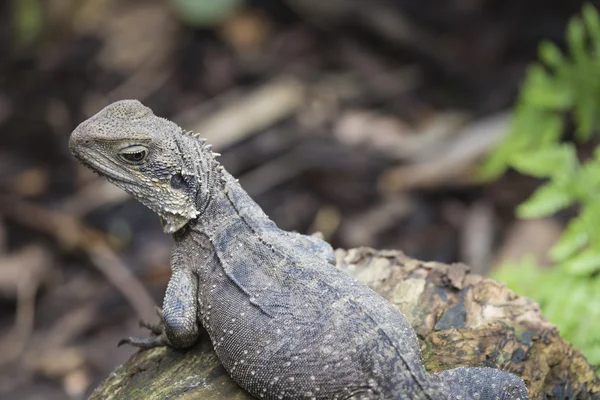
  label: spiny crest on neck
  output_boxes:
[179,128,222,158]
[177,127,227,188]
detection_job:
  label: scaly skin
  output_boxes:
[69,100,529,400]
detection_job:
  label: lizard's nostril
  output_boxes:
[69,126,88,154]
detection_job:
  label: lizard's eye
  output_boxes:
[119,146,148,163]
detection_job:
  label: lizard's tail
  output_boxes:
[432,367,529,400]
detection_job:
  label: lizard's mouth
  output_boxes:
[72,150,138,185]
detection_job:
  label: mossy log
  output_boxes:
[91,247,600,400]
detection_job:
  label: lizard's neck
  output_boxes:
[193,167,273,237]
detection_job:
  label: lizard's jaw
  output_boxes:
[79,155,199,234]
[71,150,138,186]
[71,141,199,235]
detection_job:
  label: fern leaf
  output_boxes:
[539,41,565,70]
[573,84,597,140]
[564,248,600,275]
[516,182,574,218]
[522,65,572,109]
[510,144,577,179]
[583,3,600,59]
[567,17,587,65]
[550,215,588,262]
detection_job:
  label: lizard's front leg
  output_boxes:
[120,246,200,349]
[161,249,200,348]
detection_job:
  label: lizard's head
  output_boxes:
[70,99,215,234]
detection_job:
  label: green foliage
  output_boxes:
[11,0,43,50]
[486,4,600,369]
[482,3,600,179]
[169,0,244,27]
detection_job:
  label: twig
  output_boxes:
[177,77,306,150]
[0,246,45,367]
[378,112,510,193]
[0,195,156,321]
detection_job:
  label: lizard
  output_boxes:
[69,99,529,400]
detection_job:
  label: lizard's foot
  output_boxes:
[118,334,170,348]
[118,307,171,348]
[139,319,163,335]
[138,306,165,335]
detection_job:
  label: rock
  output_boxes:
[90,247,600,400]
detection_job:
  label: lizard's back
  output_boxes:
[193,173,446,399]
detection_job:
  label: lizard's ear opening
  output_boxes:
[170,173,188,190]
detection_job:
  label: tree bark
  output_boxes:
[90,247,600,400]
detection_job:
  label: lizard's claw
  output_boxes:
[118,334,169,348]
[120,307,169,348]
[139,306,165,335]
[139,319,164,335]
[138,307,164,333]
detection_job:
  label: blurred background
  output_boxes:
[1,0,599,398]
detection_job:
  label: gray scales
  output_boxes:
[69,100,529,400]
